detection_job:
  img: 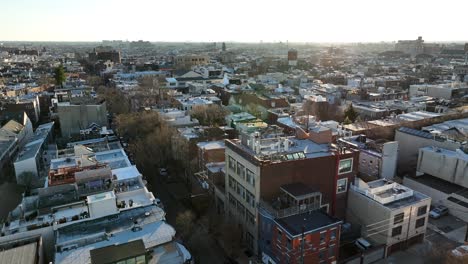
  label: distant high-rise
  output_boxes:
[287,49,298,66]
[395,36,441,57]
[222,42,226,52]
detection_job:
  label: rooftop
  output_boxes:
[15,122,53,162]
[112,165,142,181]
[422,117,468,135]
[280,183,319,199]
[407,174,468,199]
[0,242,37,264]
[87,191,115,204]
[227,133,332,164]
[90,239,145,264]
[55,208,172,264]
[275,210,341,237]
[196,140,225,150]
[352,179,430,210]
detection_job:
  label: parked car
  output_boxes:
[429,205,449,219]
[159,168,168,177]
[355,238,371,251]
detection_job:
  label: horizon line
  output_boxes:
[1,39,468,44]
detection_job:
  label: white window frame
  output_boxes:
[338,158,353,175]
[321,204,329,214]
[337,178,348,194]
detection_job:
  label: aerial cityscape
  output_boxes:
[0,1,467,264]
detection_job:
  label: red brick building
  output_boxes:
[224,126,358,254]
[272,210,341,264]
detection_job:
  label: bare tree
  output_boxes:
[176,210,196,239]
[189,105,229,126]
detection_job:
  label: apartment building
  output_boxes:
[14,122,54,184]
[259,183,342,264]
[56,97,108,137]
[401,145,468,221]
[0,115,33,172]
[224,127,358,254]
[395,118,466,172]
[347,179,431,255]
[339,135,398,180]
[174,55,209,69]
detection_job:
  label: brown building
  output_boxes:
[271,208,341,264]
[1,97,40,124]
[196,140,225,170]
[223,126,358,254]
[88,48,121,63]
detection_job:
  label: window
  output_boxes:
[246,169,255,186]
[330,229,337,241]
[321,204,329,214]
[246,211,255,225]
[319,250,325,262]
[417,205,428,216]
[337,178,348,193]
[135,255,146,264]
[229,194,236,206]
[237,162,245,179]
[236,182,245,198]
[415,217,425,228]
[392,226,402,237]
[246,191,255,208]
[286,237,292,250]
[228,175,236,190]
[277,229,282,242]
[328,245,335,259]
[237,201,245,218]
[320,232,326,244]
[228,156,236,170]
[246,232,254,250]
[338,159,353,174]
[394,213,404,224]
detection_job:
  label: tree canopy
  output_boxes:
[54,64,66,88]
[116,112,174,174]
[344,103,359,123]
[189,104,229,126]
[97,86,130,115]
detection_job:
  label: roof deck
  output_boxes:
[352,179,430,209]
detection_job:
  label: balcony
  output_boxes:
[258,199,321,219]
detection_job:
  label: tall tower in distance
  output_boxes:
[288,49,298,67]
[222,42,226,52]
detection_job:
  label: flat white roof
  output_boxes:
[87,191,115,204]
[112,166,141,181]
[55,220,176,264]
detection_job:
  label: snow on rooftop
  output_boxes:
[112,165,141,181]
[55,220,176,264]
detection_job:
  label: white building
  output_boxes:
[395,119,466,172]
[87,191,119,219]
[339,135,398,180]
[347,179,431,255]
[0,114,33,170]
[14,122,54,185]
[416,146,468,188]
[409,83,468,100]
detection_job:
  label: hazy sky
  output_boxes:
[1,0,467,42]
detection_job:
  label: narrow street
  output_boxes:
[148,171,228,264]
